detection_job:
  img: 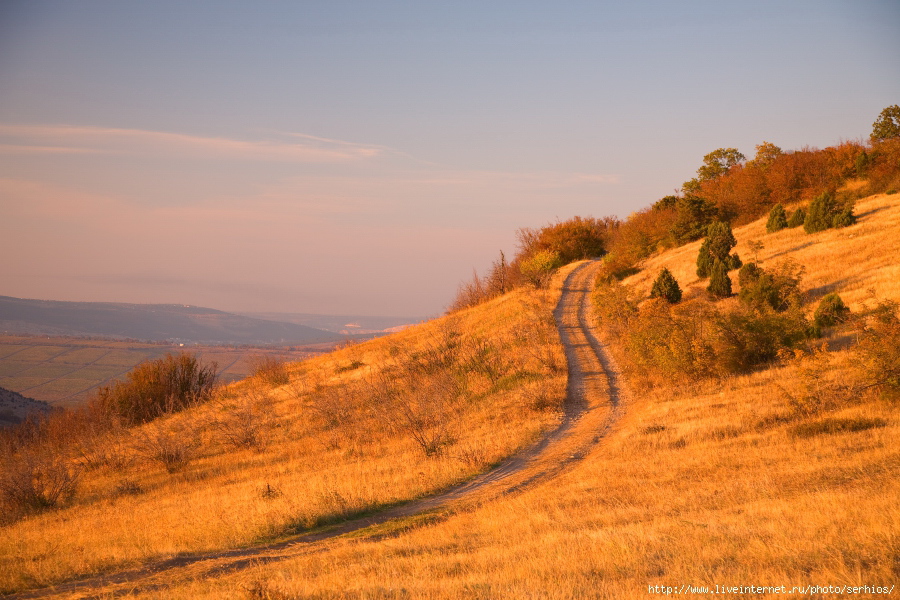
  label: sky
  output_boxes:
[1,1,898,318]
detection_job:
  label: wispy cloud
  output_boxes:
[0,124,385,162]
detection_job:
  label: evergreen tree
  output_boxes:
[696,238,714,278]
[804,192,837,233]
[832,206,857,228]
[707,259,732,298]
[766,204,788,233]
[696,221,740,278]
[787,207,805,228]
[650,268,682,304]
[814,293,850,328]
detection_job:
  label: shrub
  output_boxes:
[649,268,682,304]
[766,204,788,233]
[250,355,291,387]
[516,216,617,265]
[832,206,856,228]
[738,262,763,287]
[787,207,806,228]
[814,293,850,328]
[519,249,563,288]
[94,353,218,426]
[134,420,203,473]
[855,301,900,401]
[0,449,79,516]
[212,390,269,451]
[592,279,638,337]
[804,191,853,233]
[707,259,732,298]
[712,307,811,374]
[738,260,804,312]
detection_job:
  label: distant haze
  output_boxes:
[1,1,898,315]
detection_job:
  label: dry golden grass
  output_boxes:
[80,193,899,600]
[628,192,900,311]
[0,286,566,594]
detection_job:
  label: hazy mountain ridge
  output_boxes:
[0,296,343,345]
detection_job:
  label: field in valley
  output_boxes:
[0,335,331,408]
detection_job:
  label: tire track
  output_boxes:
[10,260,624,599]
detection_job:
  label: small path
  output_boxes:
[10,260,625,599]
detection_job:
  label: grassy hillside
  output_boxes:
[91,191,898,599]
[0,283,566,594]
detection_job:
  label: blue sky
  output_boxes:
[1,1,898,316]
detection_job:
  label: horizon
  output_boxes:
[1,1,898,315]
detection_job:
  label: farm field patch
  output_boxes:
[0,335,328,406]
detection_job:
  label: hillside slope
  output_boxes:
[92,191,898,599]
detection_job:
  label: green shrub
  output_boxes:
[832,206,856,228]
[814,293,850,328]
[94,353,218,426]
[738,261,804,312]
[712,307,812,374]
[707,259,732,298]
[803,192,854,233]
[738,262,763,287]
[787,207,805,228]
[649,268,682,304]
[766,204,788,233]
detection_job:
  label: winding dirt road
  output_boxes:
[10,260,624,599]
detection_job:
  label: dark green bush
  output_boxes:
[649,268,682,304]
[738,262,763,287]
[707,259,732,298]
[766,204,788,233]
[738,261,804,312]
[787,207,806,228]
[832,206,857,228]
[697,221,740,278]
[803,191,855,233]
[94,353,218,426]
[814,293,850,328]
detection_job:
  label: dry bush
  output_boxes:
[94,353,218,426]
[134,419,204,473]
[854,300,900,401]
[0,448,80,520]
[212,389,270,451]
[372,369,464,457]
[777,346,857,415]
[250,355,291,387]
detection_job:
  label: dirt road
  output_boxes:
[11,260,624,599]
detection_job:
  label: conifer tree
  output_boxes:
[650,268,682,304]
[787,207,805,228]
[804,192,837,233]
[707,259,732,298]
[766,204,788,233]
[696,221,740,278]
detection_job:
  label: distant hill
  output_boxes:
[239,312,426,334]
[0,386,51,427]
[0,296,344,345]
